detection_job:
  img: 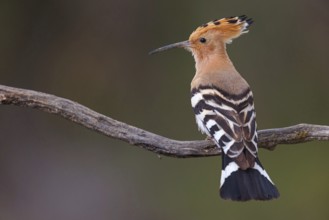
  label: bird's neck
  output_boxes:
[194,46,236,74]
[191,46,249,94]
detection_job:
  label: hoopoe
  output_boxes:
[150,15,280,201]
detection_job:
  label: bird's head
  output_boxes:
[150,15,253,61]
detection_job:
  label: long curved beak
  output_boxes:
[149,40,190,55]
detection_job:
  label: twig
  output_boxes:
[0,85,328,158]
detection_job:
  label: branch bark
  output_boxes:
[0,84,328,158]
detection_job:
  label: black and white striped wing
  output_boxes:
[191,85,258,159]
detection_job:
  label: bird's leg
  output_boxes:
[205,136,213,141]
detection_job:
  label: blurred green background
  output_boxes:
[0,0,328,219]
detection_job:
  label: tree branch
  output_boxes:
[0,85,328,158]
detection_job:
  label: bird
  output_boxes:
[150,15,280,201]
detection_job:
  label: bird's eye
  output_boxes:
[199,37,207,43]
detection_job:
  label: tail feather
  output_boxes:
[220,154,279,201]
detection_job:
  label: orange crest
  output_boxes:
[189,15,253,44]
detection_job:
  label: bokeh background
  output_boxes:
[0,0,329,219]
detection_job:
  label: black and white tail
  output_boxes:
[220,154,279,201]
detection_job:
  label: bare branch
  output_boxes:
[0,85,328,158]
